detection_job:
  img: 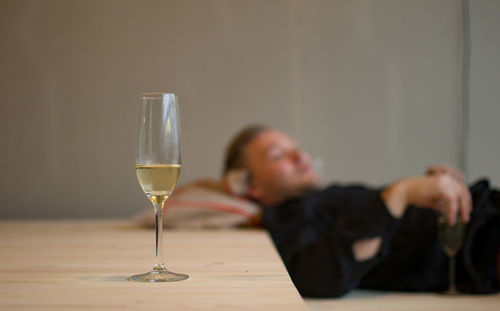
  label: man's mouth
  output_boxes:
[299,163,312,175]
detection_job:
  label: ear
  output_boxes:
[222,169,249,196]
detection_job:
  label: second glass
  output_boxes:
[437,215,466,294]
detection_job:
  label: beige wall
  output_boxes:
[0,0,467,218]
[467,0,500,186]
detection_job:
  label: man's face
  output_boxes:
[243,130,320,205]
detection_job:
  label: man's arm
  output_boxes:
[381,173,472,225]
[353,171,472,262]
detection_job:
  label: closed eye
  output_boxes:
[269,149,285,161]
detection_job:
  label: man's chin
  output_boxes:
[292,182,320,197]
[303,175,321,188]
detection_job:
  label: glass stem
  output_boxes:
[153,202,166,271]
[449,256,456,292]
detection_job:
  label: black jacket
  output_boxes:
[262,180,500,297]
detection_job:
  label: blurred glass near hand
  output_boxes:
[437,215,466,295]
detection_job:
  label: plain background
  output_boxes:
[0,0,498,218]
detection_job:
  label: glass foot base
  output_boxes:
[439,287,460,295]
[128,268,188,282]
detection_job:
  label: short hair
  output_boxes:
[223,125,270,175]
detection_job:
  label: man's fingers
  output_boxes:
[450,169,466,182]
[441,190,458,225]
[427,165,444,175]
[457,182,472,223]
[442,178,471,224]
[427,165,465,182]
[411,174,471,225]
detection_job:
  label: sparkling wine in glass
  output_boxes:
[437,215,466,294]
[129,93,188,282]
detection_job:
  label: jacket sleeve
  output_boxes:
[262,186,400,297]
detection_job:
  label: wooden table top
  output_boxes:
[0,220,307,311]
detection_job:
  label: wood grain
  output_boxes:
[0,220,307,311]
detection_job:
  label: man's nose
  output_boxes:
[290,149,306,164]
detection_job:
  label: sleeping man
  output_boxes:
[222,125,500,297]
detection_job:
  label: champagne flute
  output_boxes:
[437,215,466,294]
[129,93,188,282]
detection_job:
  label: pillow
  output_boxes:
[133,179,261,229]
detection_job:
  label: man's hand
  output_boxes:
[426,164,465,182]
[382,173,472,225]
